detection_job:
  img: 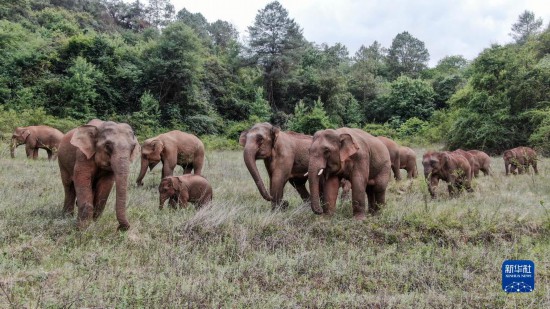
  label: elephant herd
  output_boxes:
[9,121,540,231]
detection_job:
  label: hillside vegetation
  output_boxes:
[1,1,549,153]
[1,147,549,307]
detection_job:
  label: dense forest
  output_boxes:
[0,0,549,154]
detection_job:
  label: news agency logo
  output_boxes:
[502,260,535,293]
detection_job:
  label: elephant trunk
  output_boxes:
[243,144,272,201]
[10,137,17,158]
[308,162,325,215]
[136,157,148,185]
[159,194,168,209]
[113,159,131,231]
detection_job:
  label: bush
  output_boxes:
[287,98,335,135]
[362,123,396,138]
[200,135,240,151]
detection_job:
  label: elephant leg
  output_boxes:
[46,149,53,160]
[393,158,401,181]
[32,148,39,159]
[162,162,176,179]
[366,186,375,213]
[288,178,309,202]
[349,176,366,219]
[74,164,96,230]
[322,176,340,216]
[25,145,33,159]
[178,191,190,209]
[193,156,204,175]
[269,172,288,210]
[169,196,178,209]
[93,174,115,220]
[428,177,438,198]
[61,169,76,216]
[532,161,539,174]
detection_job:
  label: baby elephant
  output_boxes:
[158,175,213,209]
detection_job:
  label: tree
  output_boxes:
[248,1,305,112]
[287,98,334,135]
[377,76,435,123]
[141,22,207,126]
[386,31,429,79]
[349,41,388,104]
[146,0,174,28]
[510,10,543,45]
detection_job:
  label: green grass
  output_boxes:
[1,145,549,307]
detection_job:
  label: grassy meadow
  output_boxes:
[1,144,549,308]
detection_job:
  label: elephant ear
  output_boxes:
[151,139,164,154]
[339,133,359,162]
[71,125,99,160]
[170,177,184,191]
[239,130,248,147]
[440,152,451,169]
[271,126,281,142]
[21,129,31,141]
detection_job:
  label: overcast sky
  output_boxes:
[171,0,549,67]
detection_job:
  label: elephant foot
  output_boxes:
[353,213,366,220]
[117,223,130,231]
[136,181,144,187]
[272,200,289,211]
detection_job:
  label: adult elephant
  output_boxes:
[467,150,491,176]
[308,128,391,219]
[11,125,64,160]
[423,151,473,198]
[136,131,204,186]
[239,123,311,209]
[453,149,479,179]
[503,146,538,175]
[58,120,140,231]
[399,146,418,179]
[376,136,401,181]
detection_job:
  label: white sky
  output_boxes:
[171,0,550,67]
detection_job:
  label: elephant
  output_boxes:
[453,149,479,179]
[240,123,312,210]
[467,150,491,176]
[422,151,473,198]
[136,130,205,186]
[58,119,140,231]
[308,128,391,219]
[503,146,538,175]
[158,175,213,209]
[398,146,418,179]
[11,125,64,160]
[376,136,402,181]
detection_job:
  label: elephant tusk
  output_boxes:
[318,169,324,176]
[304,172,308,177]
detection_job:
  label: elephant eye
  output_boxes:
[105,141,114,153]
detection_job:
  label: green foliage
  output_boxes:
[376,76,435,123]
[287,98,334,135]
[248,87,271,122]
[386,31,430,80]
[362,123,396,138]
[200,135,241,151]
[0,106,79,137]
[59,56,102,119]
[445,27,550,153]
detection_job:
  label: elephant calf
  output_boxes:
[11,125,64,160]
[159,175,213,209]
[423,151,473,198]
[503,146,538,175]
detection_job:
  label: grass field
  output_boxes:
[1,144,549,308]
